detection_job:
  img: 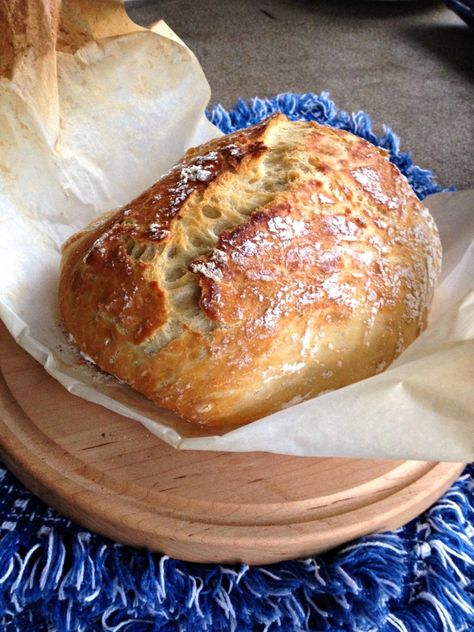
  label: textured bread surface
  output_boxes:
[59,115,442,427]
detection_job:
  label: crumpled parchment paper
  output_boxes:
[0,0,472,462]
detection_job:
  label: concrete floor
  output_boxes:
[127,0,473,190]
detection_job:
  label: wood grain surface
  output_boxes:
[0,325,465,564]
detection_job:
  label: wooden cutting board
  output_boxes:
[0,325,465,564]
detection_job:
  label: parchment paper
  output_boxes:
[0,2,472,463]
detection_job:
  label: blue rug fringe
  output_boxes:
[207,92,452,200]
[0,465,472,631]
[0,91,470,631]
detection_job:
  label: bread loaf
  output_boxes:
[59,114,442,427]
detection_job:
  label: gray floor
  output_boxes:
[127,0,473,190]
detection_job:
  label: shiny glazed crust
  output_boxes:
[59,115,442,427]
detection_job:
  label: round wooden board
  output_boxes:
[0,325,465,565]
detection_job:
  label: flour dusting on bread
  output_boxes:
[59,115,441,426]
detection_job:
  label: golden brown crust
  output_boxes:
[59,114,442,427]
[60,120,267,343]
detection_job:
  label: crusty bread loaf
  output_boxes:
[59,114,441,427]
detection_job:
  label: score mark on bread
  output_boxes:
[59,114,441,427]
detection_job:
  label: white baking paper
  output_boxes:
[0,3,472,463]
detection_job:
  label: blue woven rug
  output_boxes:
[0,92,473,631]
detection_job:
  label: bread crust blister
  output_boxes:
[59,114,441,426]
